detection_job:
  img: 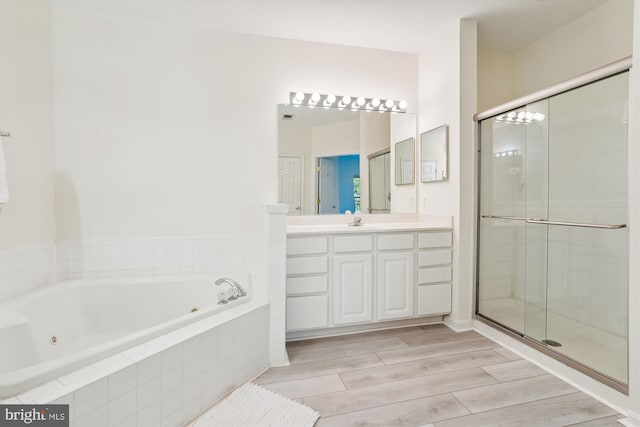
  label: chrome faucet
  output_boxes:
[215,277,247,298]
[349,215,363,226]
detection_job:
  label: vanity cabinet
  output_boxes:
[333,254,373,324]
[285,236,329,331]
[376,233,415,321]
[417,232,453,316]
[286,228,452,335]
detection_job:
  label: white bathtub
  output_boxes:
[0,275,252,399]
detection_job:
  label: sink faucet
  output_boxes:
[349,215,363,226]
[215,277,247,298]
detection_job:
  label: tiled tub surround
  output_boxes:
[2,301,270,427]
[0,242,56,302]
[55,235,267,285]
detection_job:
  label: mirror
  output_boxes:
[420,124,448,182]
[278,105,416,215]
[394,137,415,185]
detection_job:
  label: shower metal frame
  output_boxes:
[473,56,632,395]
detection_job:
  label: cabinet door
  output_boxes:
[377,252,415,320]
[333,254,373,325]
[287,295,328,331]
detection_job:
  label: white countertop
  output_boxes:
[287,222,452,235]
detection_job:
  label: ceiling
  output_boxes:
[175,0,609,53]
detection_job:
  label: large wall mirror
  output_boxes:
[278,105,416,215]
[420,124,448,182]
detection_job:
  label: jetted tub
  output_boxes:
[0,275,251,399]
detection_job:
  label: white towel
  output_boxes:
[0,141,8,204]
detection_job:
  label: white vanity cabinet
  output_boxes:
[376,234,415,321]
[417,232,453,316]
[286,227,452,335]
[285,236,329,331]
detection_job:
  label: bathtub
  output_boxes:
[0,274,256,399]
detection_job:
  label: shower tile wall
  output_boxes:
[479,72,629,348]
[545,73,628,338]
[0,242,56,302]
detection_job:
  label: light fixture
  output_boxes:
[495,110,546,125]
[289,92,408,113]
[324,94,337,107]
[494,149,519,158]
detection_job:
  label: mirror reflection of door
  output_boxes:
[368,150,390,213]
[317,155,360,214]
[278,156,303,215]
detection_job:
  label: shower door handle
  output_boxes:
[481,215,532,221]
[525,219,627,229]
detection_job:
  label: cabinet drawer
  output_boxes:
[287,237,328,255]
[418,249,452,267]
[287,276,328,295]
[418,232,452,248]
[377,233,414,251]
[287,295,328,330]
[417,284,451,315]
[286,256,328,275]
[334,235,373,253]
[418,266,451,284]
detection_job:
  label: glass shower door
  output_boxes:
[478,107,530,334]
[543,72,629,384]
[478,71,629,386]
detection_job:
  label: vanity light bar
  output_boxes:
[289,92,408,113]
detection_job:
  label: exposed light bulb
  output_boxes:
[371,98,381,107]
[533,112,545,121]
[326,94,336,104]
[517,111,526,119]
[355,97,365,107]
[310,93,321,104]
[385,99,394,109]
[294,92,305,102]
[399,100,408,110]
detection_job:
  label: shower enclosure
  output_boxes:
[476,69,629,390]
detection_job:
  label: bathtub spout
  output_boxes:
[215,278,247,297]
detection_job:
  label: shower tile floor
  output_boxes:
[254,324,623,427]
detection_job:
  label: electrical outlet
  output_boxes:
[423,196,428,207]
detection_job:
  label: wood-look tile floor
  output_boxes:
[254,325,623,427]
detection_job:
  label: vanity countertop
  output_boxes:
[287,222,452,235]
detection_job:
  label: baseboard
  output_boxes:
[443,315,473,332]
[619,411,640,426]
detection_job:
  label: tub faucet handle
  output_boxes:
[217,292,228,305]
[214,277,247,297]
[227,288,239,301]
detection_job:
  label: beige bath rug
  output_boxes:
[188,382,320,427]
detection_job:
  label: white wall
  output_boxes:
[417,19,477,330]
[514,0,633,97]
[0,0,55,250]
[477,46,516,112]
[51,3,418,242]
